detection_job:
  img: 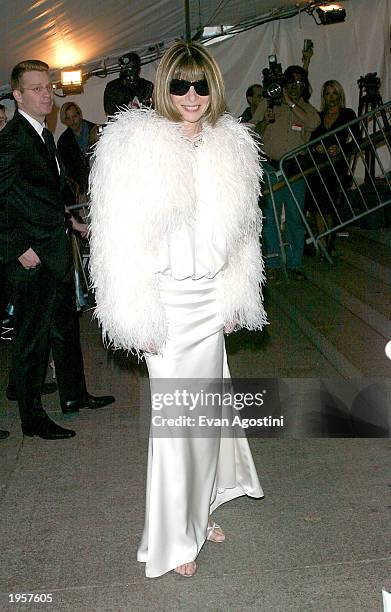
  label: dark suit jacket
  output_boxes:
[57,120,96,194]
[0,110,72,279]
[103,77,153,116]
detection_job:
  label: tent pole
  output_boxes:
[184,0,191,41]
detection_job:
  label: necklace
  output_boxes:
[192,132,203,147]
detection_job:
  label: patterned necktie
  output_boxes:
[42,127,57,163]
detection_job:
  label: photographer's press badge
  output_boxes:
[291,121,303,132]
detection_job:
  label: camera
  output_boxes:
[262,55,287,107]
[118,53,140,85]
[357,73,381,97]
[303,39,313,52]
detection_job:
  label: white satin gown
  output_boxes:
[137,222,264,577]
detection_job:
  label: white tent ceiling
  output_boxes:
[2,0,389,155]
[1,0,314,88]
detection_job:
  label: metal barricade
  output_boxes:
[68,201,91,308]
[262,166,288,274]
[266,101,391,265]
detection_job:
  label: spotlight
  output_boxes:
[316,3,346,25]
[60,68,83,95]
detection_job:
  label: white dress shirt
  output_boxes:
[19,109,60,173]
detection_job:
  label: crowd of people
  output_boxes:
[0,41,359,577]
[250,64,321,281]
[242,48,357,281]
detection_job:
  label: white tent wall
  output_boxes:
[3,0,388,148]
[208,0,391,179]
[212,0,390,116]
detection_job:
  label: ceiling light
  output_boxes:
[60,68,83,94]
[316,3,346,24]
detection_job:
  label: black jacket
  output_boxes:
[0,111,72,279]
[104,77,153,116]
[57,119,96,194]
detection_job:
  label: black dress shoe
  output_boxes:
[6,382,58,402]
[0,429,10,440]
[61,393,115,415]
[22,415,75,440]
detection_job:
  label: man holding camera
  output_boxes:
[103,52,153,117]
[251,65,320,281]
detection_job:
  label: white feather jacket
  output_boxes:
[89,108,267,355]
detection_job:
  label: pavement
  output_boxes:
[1,227,391,611]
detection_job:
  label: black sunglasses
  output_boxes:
[169,78,209,96]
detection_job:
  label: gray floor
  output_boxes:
[1,227,391,611]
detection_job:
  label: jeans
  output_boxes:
[262,163,306,270]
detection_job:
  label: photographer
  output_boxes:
[251,65,320,281]
[240,45,312,124]
[103,52,153,117]
[240,84,263,123]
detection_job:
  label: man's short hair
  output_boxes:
[246,84,262,99]
[0,104,5,112]
[60,101,82,125]
[284,65,312,102]
[11,60,49,91]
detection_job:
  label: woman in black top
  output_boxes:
[309,80,357,254]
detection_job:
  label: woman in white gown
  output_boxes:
[89,41,267,577]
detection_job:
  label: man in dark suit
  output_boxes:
[0,103,10,439]
[0,59,115,440]
[57,102,96,198]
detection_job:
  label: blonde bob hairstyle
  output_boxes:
[153,40,226,126]
[321,80,346,111]
[60,101,82,125]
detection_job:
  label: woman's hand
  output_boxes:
[315,143,326,155]
[315,143,340,158]
[224,320,238,334]
[327,144,340,157]
[141,343,158,354]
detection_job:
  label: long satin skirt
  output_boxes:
[137,273,263,577]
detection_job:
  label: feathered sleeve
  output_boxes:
[221,230,267,331]
[214,117,267,331]
[88,109,192,355]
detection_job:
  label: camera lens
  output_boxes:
[267,83,282,99]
